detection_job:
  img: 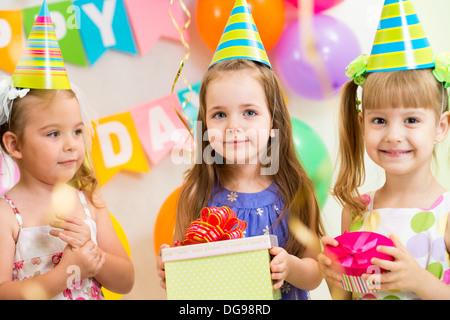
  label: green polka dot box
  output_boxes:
[161,235,281,300]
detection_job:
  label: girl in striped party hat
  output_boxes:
[319,0,450,299]
[0,0,134,299]
[158,0,325,300]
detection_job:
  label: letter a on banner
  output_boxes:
[130,94,189,166]
[0,10,24,74]
[91,111,149,185]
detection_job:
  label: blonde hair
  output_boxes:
[176,59,324,257]
[333,68,448,218]
[0,89,101,207]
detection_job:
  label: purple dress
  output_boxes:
[207,183,310,300]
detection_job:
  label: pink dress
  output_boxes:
[4,191,104,300]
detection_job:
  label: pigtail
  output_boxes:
[332,80,367,218]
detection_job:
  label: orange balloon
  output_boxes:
[196,0,285,52]
[153,186,181,255]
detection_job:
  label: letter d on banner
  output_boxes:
[91,111,149,185]
[97,121,133,168]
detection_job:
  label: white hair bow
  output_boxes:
[0,78,30,125]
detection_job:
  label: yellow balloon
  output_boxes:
[102,212,131,300]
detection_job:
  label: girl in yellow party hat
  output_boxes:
[0,1,134,299]
[318,0,450,299]
[157,0,325,300]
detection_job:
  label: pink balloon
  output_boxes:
[285,0,345,13]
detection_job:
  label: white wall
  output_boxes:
[1,0,449,300]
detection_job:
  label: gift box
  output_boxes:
[161,235,281,300]
[323,231,394,294]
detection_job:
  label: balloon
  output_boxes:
[285,0,345,13]
[291,117,331,208]
[153,186,181,255]
[433,136,450,191]
[102,212,131,300]
[275,15,361,100]
[196,0,285,52]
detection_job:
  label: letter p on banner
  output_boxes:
[0,10,24,74]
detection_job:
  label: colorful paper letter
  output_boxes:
[74,0,137,65]
[22,1,88,66]
[123,0,190,55]
[130,94,188,166]
[91,111,149,185]
[176,81,201,127]
[0,10,24,74]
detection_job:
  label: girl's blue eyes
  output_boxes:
[212,110,257,119]
[244,110,257,117]
[213,112,226,119]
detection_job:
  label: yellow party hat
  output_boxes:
[209,0,271,68]
[11,0,70,89]
[367,0,434,72]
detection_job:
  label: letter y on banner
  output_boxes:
[74,0,137,65]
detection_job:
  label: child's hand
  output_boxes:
[49,214,91,248]
[269,246,291,290]
[317,236,344,288]
[157,244,170,290]
[363,235,425,292]
[60,240,106,280]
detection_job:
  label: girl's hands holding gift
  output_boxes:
[317,236,344,288]
[363,235,424,293]
[270,245,323,291]
[269,246,291,290]
[157,244,170,290]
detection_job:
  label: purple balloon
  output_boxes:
[275,15,361,100]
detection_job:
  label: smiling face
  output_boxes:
[205,70,274,166]
[362,107,441,176]
[360,69,449,178]
[15,91,86,185]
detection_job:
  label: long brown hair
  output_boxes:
[333,68,448,219]
[176,59,324,257]
[0,89,101,207]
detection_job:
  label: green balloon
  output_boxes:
[291,117,332,208]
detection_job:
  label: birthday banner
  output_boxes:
[0,81,200,190]
[0,0,199,188]
[0,0,189,72]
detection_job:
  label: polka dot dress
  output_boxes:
[351,192,450,300]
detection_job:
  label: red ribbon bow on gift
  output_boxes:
[175,206,248,246]
[334,233,378,268]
